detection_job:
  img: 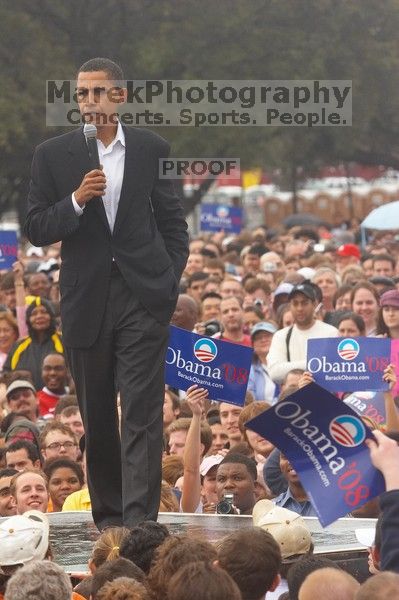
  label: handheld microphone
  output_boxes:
[83,123,101,170]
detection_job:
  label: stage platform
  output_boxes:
[39,511,373,581]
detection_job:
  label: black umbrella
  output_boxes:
[283,213,328,228]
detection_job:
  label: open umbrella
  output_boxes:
[283,213,328,228]
[361,201,399,230]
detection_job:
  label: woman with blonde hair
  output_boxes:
[312,267,341,312]
[89,526,130,573]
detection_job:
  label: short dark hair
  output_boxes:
[218,527,281,600]
[168,561,241,600]
[91,558,146,599]
[293,228,319,242]
[187,272,209,287]
[0,467,18,479]
[247,244,267,257]
[286,556,342,600]
[336,311,366,335]
[53,395,78,417]
[6,439,40,463]
[201,291,222,302]
[219,453,257,481]
[372,253,396,268]
[120,521,169,574]
[43,457,84,486]
[77,57,124,81]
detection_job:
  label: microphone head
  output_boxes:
[83,123,97,139]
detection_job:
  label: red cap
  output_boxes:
[336,244,361,259]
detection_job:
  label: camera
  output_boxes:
[204,319,222,337]
[216,493,235,515]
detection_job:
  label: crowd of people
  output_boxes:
[0,220,399,598]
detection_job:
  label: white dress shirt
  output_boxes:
[72,121,126,233]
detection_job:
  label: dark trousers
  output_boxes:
[66,268,169,530]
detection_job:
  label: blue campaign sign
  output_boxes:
[200,204,243,233]
[343,391,387,428]
[0,231,18,269]
[307,337,391,392]
[246,383,385,527]
[165,326,253,406]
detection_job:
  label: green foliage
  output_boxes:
[1,0,399,219]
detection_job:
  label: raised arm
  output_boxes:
[180,385,208,513]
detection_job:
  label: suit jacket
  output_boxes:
[24,126,189,348]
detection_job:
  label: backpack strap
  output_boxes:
[285,325,294,362]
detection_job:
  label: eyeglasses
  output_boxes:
[43,365,65,372]
[46,441,77,450]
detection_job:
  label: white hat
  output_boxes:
[274,283,294,297]
[26,246,44,258]
[297,267,316,280]
[355,528,376,548]
[200,454,224,477]
[0,510,49,567]
[6,379,36,399]
[253,499,312,559]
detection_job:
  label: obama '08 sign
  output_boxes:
[246,383,385,526]
[165,325,253,406]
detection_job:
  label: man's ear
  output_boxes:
[269,573,281,592]
[34,459,41,469]
[213,559,219,568]
[117,86,128,105]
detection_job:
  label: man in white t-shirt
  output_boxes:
[267,283,337,384]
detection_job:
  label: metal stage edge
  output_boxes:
[33,511,375,581]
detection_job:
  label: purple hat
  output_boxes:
[380,289,399,309]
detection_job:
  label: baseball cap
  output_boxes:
[274,283,294,297]
[336,244,361,259]
[26,246,44,258]
[297,267,316,280]
[288,283,317,302]
[0,511,49,567]
[6,380,36,399]
[251,322,277,337]
[380,289,399,309]
[200,454,224,477]
[262,262,278,273]
[253,499,312,559]
[369,276,395,288]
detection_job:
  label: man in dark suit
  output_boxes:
[24,58,189,529]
